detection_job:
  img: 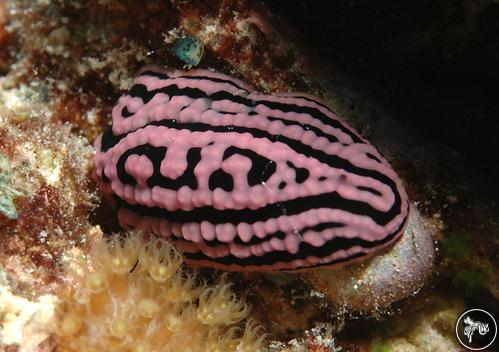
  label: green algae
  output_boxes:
[0,154,22,220]
[371,317,409,339]
[452,267,491,297]
[440,230,495,297]
[371,338,392,352]
[440,231,472,261]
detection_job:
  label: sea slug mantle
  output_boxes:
[93,65,409,271]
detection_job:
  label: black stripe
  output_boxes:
[182,212,407,267]
[189,221,345,247]
[366,153,382,163]
[100,126,116,152]
[286,161,310,184]
[115,184,394,226]
[357,185,383,196]
[103,109,347,152]
[176,75,250,93]
[226,221,344,246]
[116,144,167,186]
[273,94,338,115]
[140,71,333,116]
[233,230,286,246]
[267,115,341,145]
[103,122,379,194]
[223,146,276,187]
[122,107,134,117]
[140,70,250,93]
[117,144,201,190]
[140,70,170,80]
[209,169,234,192]
[119,82,363,144]
[217,111,238,115]
[104,120,402,227]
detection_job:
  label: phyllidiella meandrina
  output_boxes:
[93,65,409,271]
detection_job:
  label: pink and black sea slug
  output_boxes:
[93,66,409,271]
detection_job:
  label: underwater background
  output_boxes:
[0,0,498,351]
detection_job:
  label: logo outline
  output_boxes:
[455,308,497,351]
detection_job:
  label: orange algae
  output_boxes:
[56,232,265,352]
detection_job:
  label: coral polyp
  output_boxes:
[197,275,249,325]
[139,237,183,283]
[55,232,264,352]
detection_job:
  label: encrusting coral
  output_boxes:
[55,232,265,352]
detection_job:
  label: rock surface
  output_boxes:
[0,1,497,351]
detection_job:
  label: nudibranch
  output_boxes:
[93,66,409,271]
